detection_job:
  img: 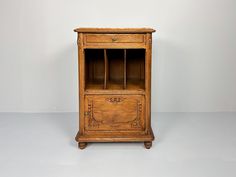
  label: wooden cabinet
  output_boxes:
[74,28,155,149]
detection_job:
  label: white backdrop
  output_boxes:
[0,0,236,112]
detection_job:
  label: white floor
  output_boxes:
[0,112,236,177]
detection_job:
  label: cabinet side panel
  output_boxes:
[145,33,152,135]
[78,33,85,135]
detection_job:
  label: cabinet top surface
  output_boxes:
[74,27,156,33]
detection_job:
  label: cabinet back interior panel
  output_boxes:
[126,49,145,90]
[107,49,124,89]
[85,49,105,89]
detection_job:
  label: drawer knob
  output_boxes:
[112,37,118,42]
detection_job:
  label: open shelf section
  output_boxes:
[85,49,105,89]
[106,49,124,89]
[84,49,145,91]
[126,49,145,90]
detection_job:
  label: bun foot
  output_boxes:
[144,141,152,149]
[78,142,87,149]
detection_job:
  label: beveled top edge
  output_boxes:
[74,27,156,33]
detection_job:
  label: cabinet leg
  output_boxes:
[78,142,87,149]
[144,141,152,149]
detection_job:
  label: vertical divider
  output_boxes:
[104,49,108,89]
[124,49,127,89]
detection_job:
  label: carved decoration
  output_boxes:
[149,38,152,44]
[106,97,126,104]
[130,101,142,128]
[86,98,143,129]
[146,129,151,135]
[86,100,103,128]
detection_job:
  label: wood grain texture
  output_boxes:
[84,95,145,131]
[124,49,127,89]
[74,27,156,33]
[85,34,145,43]
[75,28,155,149]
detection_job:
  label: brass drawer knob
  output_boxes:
[111,37,117,42]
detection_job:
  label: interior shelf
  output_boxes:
[85,49,145,90]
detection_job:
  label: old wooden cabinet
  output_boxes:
[74,28,155,149]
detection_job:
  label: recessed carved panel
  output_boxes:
[84,95,145,131]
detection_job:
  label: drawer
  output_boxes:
[84,95,145,131]
[84,34,145,44]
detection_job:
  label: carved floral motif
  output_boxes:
[130,101,142,128]
[105,97,126,104]
[86,100,102,128]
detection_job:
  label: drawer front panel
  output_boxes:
[85,34,145,44]
[84,95,145,131]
